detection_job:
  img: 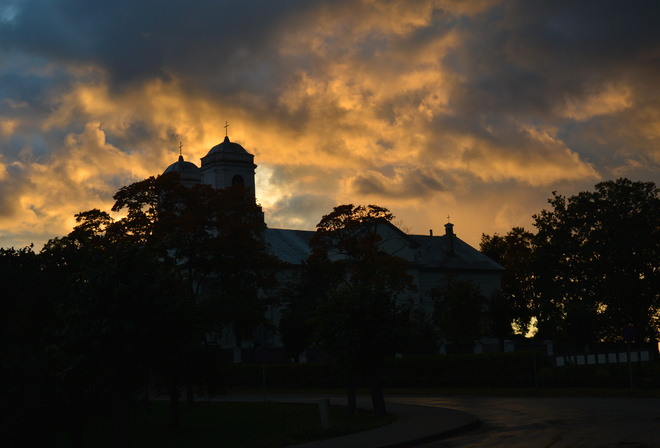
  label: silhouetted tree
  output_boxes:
[484,179,659,344]
[0,246,58,447]
[480,227,537,338]
[3,171,282,445]
[111,173,280,395]
[110,174,204,426]
[39,210,116,447]
[278,257,343,362]
[309,204,414,416]
[430,277,488,353]
[533,178,660,343]
[200,184,280,354]
[41,208,192,445]
[397,307,438,356]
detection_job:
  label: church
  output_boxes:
[164,134,504,359]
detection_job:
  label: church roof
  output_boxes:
[164,155,201,174]
[408,234,505,272]
[265,228,314,265]
[206,136,249,155]
[264,227,504,272]
[163,155,202,187]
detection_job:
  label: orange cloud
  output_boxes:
[560,83,633,121]
[0,117,18,137]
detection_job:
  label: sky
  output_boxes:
[1,0,659,250]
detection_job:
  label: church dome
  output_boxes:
[206,136,249,155]
[164,155,200,174]
[163,155,202,187]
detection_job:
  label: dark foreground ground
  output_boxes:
[221,390,660,447]
[396,394,660,448]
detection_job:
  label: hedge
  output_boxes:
[207,351,660,390]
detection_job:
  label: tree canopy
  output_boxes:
[0,172,281,446]
[308,204,415,415]
[430,277,488,354]
[482,178,660,344]
[533,178,659,342]
[480,227,537,338]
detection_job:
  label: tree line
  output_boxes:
[1,174,280,447]
[480,178,659,345]
[1,175,657,446]
[0,175,420,445]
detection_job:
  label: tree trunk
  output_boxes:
[347,375,357,413]
[112,383,131,448]
[69,425,83,448]
[66,400,86,448]
[369,370,387,417]
[169,381,180,429]
[186,381,195,407]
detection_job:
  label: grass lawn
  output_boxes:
[62,400,395,448]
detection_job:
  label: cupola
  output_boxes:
[163,154,202,188]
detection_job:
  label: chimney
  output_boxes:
[444,222,454,255]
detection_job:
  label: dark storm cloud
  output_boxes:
[350,167,446,199]
[402,0,660,186]
[446,0,660,119]
[3,0,659,107]
[4,0,657,130]
[2,0,319,90]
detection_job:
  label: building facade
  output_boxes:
[164,136,504,360]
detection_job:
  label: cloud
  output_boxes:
[444,124,600,185]
[0,121,152,246]
[559,83,633,121]
[348,166,446,198]
[0,0,659,250]
[266,193,336,230]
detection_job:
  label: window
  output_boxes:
[232,175,245,187]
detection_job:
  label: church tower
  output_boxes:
[200,136,257,198]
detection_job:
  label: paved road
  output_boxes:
[392,395,660,448]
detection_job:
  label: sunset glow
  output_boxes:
[1,0,659,249]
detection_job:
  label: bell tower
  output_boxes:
[200,135,257,198]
